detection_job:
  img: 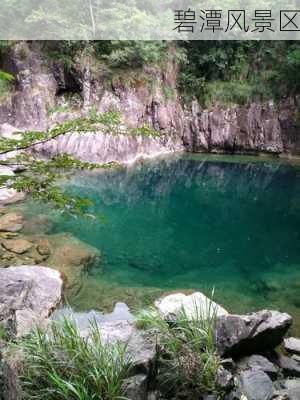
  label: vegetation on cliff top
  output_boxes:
[1,40,300,107]
[41,40,300,107]
[178,41,300,106]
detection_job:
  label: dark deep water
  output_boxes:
[23,154,300,324]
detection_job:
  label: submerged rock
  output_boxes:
[2,238,33,254]
[0,213,24,232]
[0,265,63,336]
[216,310,292,357]
[45,233,100,288]
[154,292,228,321]
[36,238,51,256]
[22,214,53,235]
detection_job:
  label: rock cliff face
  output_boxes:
[183,97,300,156]
[0,41,299,162]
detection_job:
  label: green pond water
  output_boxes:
[22,154,300,324]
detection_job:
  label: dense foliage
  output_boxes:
[178,41,300,106]
[36,40,300,106]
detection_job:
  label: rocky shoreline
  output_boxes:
[1,267,300,400]
[0,207,100,290]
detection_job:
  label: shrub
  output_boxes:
[16,318,131,400]
[135,298,221,399]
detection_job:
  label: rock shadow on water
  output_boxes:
[52,302,135,332]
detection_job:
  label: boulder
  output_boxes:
[2,239,33,254]
[283,379,300,400]
[96,320,157,375]
[78,319,156,376]
[284,337,300,356]
[46,233,100,288]
[0,213,24,232]
[237,355,278,380]
[239,368,274,400]
[154,292,228,321]
[216,310,292,357]
[0,265,63,336]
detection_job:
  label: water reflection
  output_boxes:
[32,155,300,320]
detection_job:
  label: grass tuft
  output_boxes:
[16,317,131,400]
[135,295,221,399]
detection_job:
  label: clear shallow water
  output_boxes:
[23,155,300,322]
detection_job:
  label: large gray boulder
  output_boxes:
[154,292,228,321]
[237,355,278,380]
[283,379,300,400]
[216,310,292,357]
[239,368,274,400]
[80,319,154,376]
[53,305,155,375]
[97,320,156,376]
[0,266,63,336]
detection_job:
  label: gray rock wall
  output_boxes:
[0,42,299,161]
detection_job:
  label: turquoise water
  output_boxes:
[25,155,300,320]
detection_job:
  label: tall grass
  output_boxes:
[135,296,221,399]
[16,318,131,400]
